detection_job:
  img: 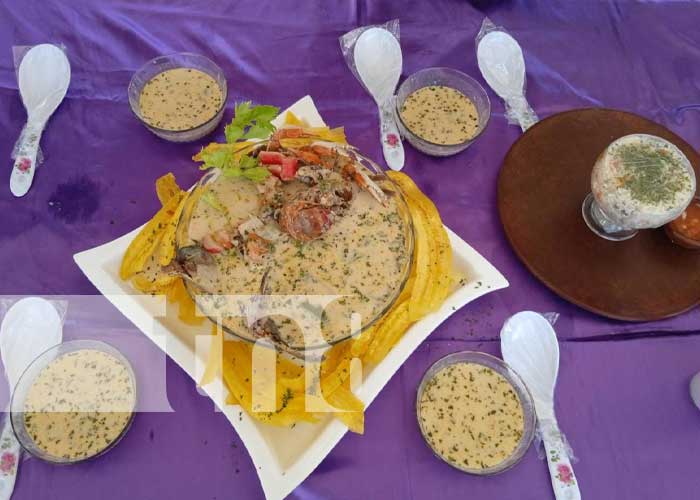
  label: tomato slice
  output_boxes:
[258,151,284,165]
[280,157,298,181]
[266,164,282,177]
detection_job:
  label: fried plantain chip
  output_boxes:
[131,270,178,295]
[406,199,436,320]
[157,190,191,266]
[199,324,223,387]
[283,111,309,127]
[167,279,205,325]
[221,341,318,426]
[155,173,181,206]
[327,384,365,434]
[278,126,347,149]
[388,171,454,318]
[365,300,412,365]
[119,192,184,280]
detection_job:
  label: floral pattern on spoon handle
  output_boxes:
[10,121,44,197]
[0,410,20,500]
[540,418,581,500]
[378,100,404,171]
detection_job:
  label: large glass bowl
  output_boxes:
[128,52,227,142]
[10,340,137,464]
[394,67,490,157]
[175,144,414,353]
[416,351,536,475]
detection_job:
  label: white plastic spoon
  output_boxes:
[10,44,71,197]
[501,311,581,500]
[0,298,63,499]
[354,27,405,171]
[476,27,538,132]
[689,372,700,410]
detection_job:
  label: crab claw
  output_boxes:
[244,233,271,263]
[278,201,333,242]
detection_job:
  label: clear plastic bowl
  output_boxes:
[128,52,227,142]
[415,351,536,475]
[175,146,415,354]
[394,67,490,156]
[10,339,137,464]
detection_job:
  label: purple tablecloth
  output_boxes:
[1,1,700,499]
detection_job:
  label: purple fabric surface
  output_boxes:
[0,1,699,499]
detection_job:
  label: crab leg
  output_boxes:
[309,141,388,205]
[343,163,387,205]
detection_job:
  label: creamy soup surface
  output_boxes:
[138,68,222,131]
[23,349,135,460]
[418,362,524,470]
[399,85,479,145]
[181,174,411,348]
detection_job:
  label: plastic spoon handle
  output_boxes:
[10,121,44,197]
[378,100,404,171]
[0,408,21,500]
[506,95,539,133]
[541,418,581,500]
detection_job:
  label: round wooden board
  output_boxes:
[498,108,700,321]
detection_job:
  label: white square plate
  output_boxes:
[74,96,508,499]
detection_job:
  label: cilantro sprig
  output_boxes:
[225,101,279,143]
[198,148,270,182]
[198,101,280,183]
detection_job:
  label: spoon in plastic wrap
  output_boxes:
[501,311,581,500]
[10,44,71,197]
[0,298,63,499]
[476,20,538,132]
[354,27,405,171]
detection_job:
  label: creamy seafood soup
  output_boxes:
[176,166,411,349]
[418,362,525,470]
[23,349,135,461]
